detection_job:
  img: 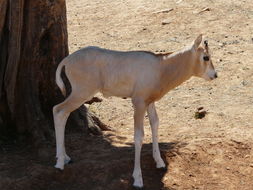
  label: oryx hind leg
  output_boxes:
[147,103,165,169]
[53,87,96,170]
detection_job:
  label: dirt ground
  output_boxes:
[1,0,253,189]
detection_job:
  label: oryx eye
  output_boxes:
[203,56,209,61]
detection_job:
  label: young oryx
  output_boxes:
[53,34,217,188]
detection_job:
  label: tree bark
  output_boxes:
[0,0,103,144]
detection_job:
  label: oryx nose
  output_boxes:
[214,73,218,78]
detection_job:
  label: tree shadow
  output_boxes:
[0,131,187,190]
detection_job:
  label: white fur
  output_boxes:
[53,35,217,188]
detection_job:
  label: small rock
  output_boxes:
[197,107,204,111]
[194,111,207,119]
[242,67,249,70]
[220,42,227,47]
[195,107,207,119]
[227,155,232,160]
[162,20,171,25]
[241,80,248,86]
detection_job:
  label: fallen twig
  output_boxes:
[153,8,173,14]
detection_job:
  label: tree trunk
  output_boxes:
[0,0,103,145]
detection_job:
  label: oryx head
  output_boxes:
[192,34,218,81]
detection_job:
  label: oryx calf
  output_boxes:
[53,34,217,188]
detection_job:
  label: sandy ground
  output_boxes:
[1,0,253,189]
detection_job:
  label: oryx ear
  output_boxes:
[193,34,202,50]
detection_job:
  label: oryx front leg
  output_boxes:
[147,103,165,169]
[132,99,147,189]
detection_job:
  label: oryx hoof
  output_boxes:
[133,185,145,190]
[157,166,167,172]
[54,163,64,170]
[133,179,144,190]
[55,169,63,173]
